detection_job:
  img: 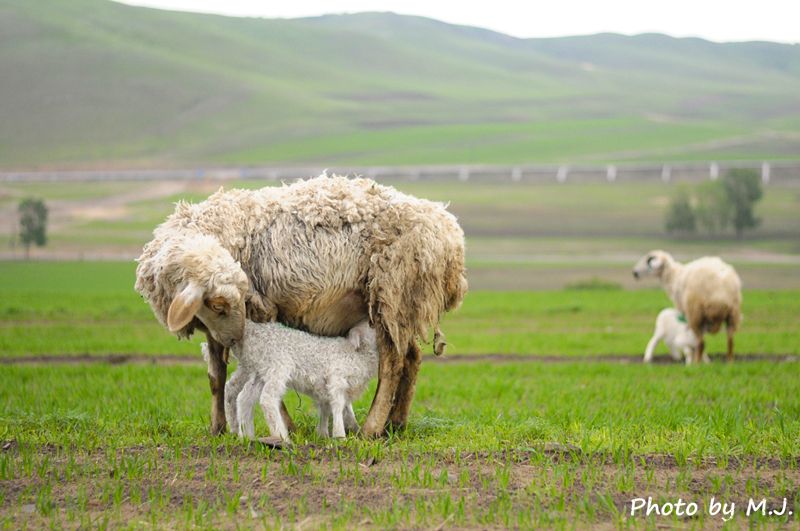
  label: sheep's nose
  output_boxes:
[632,271,640,279]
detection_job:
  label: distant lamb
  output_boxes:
[203,319,379,441]
[644,308,703,365]
[633,250,742,363]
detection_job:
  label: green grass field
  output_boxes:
[1,362,799,527]
[1,178,798,527]
[1,261,798,358]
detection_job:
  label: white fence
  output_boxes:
[2,160,798,184]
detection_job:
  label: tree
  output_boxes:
[18,198,48,259]
[664,186,696,234]
[722,168,762,239]
[694,180,730,235]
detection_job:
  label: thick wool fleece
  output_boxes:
[135,174,467,352]
[223,320,378,440]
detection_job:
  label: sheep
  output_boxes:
[204,319,378,441]
[633,250,742,363]
[135,174,467,437]
[644,308,704,365]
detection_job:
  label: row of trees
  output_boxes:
[664,169,763,239]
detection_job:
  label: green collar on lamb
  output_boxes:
[676,312,687,324]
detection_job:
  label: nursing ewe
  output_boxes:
[135,175,467,437]
[633,250,741,363]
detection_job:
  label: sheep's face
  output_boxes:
[167,278,248,348]
[632,250,670,279]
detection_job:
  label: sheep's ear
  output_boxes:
[647,255,663,270]
[167,283,204,332]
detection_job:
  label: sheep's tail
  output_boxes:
[433,326,447,356]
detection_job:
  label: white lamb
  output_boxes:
[644,308,704,365]
[202,319,378,442]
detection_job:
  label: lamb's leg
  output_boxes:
[344,403,359,434]
[236,377,264,439]
[224,366,249,435]
[362,341,403,438]
[643,333,661,363]
[259,383,290,441]
[205,336,228,435]
[388,342,422,431]
[316,401,331,438]
[330,393,347,439]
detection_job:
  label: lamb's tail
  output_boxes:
[433,326,447,356]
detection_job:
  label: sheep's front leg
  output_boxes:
[224,367,249,435]
[259,384,290,441]
[237,377,264,439]
[205,336,228,435]
[362,341,404,438]
[388,342,421,431]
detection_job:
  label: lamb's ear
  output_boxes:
[167,283,205,332]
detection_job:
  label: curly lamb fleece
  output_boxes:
[205,319,378,441]
[135,174,467,434]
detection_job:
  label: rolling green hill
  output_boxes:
[2,0,800,168]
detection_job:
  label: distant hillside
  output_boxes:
[1,0,800,168]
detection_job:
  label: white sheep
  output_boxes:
[633,250,742,363]
[136,175,467,437]
[644,308,704,365]
[202,319,378,441]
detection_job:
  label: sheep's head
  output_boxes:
[164,236,250,347]
[632,250,672,280]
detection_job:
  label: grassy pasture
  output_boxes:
[1,362,798,527]
[1,261,798,358]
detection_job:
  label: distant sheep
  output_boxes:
[644,308,703,365]
[205,319,377,441]
[633,250,742,363]
[135,174,467,437]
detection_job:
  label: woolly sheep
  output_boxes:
[633,250,741,363]
[135,175,467,437]
[204,319,378,441]
[644,308,704,365]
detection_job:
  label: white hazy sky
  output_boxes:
[118,0,799,43]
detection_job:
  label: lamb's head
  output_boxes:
[162,235,250,347]
[632,250,673,280]
[346,320,377,352]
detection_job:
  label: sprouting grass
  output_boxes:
[0,261,798,357]
[0,361,798,527]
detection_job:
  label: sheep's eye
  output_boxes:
[206,297,229,315]
[646,256,655,267]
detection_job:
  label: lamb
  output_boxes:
[644,308,704,365]
[202,320,378,441]
[135,174,467,437]
[633,250,742,363]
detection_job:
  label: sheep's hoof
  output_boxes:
[257,436,287,449]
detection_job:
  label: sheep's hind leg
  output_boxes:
[316,401,331,438]
[205,337,228,435]
[388,342,422,431]
[344,403,359,434]
[362,342,403,438]
[726,331,735,363]
[694,338,705,365]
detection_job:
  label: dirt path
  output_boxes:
[2,353,797,366]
